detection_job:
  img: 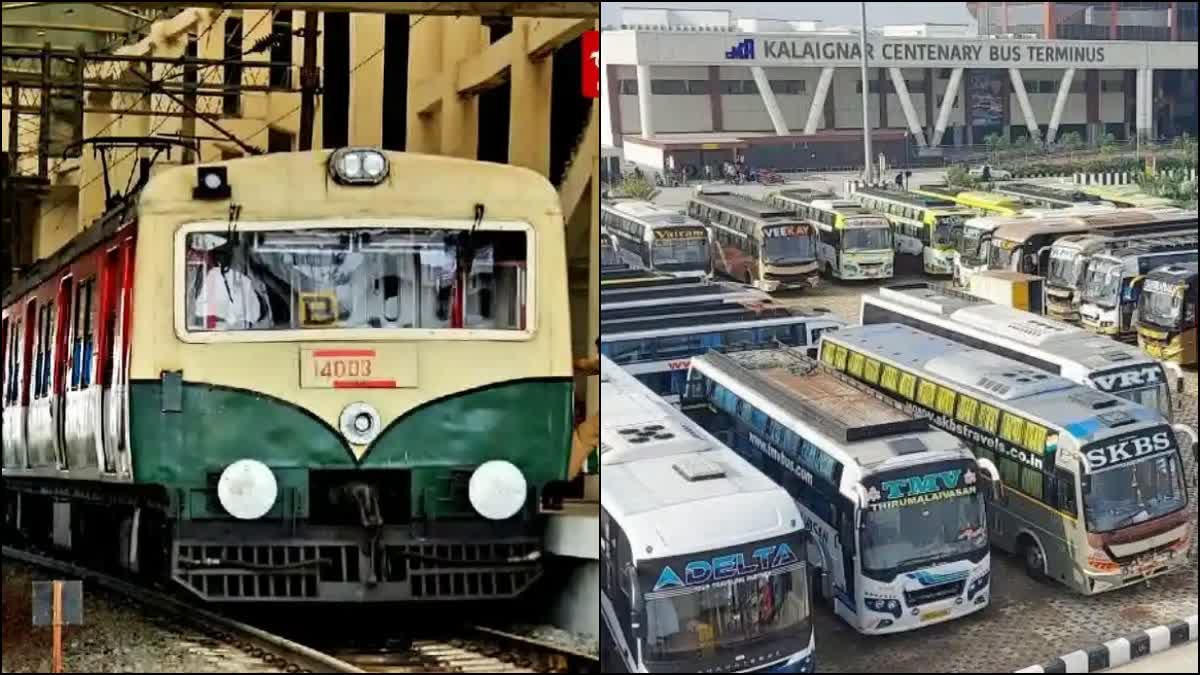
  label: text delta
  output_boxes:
[653,542,799,592]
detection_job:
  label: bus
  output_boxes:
[1079,235,1199,340]
[602,297,789,327]
[979,208,1195,276]
[601,200,710,278]
[681,349,998,634]
[601,281,770,311]
[952,205,1119,288]
[686,190,820,292]
[1045,230,1196,323]
[1077,184,1181,209]
[848,186,973,275]
[819,323,1196,595]
[912,184,1038,217]
[994,182,1111,209]
[601,310,844,403]
[766,189,894,281]
[860,282,1185,422]
[600,357,815,673]
[1137,263,1199,366]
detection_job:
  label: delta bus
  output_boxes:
[600,357,815,673]
[682,348,997,633]
[848,186,973,275]
[1079,235,1198,340]
[601,200,709,278]
[766,189,894,281]
[819,324,1196,594]
[1137,263,1199,366]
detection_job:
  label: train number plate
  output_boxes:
[300,346,417,389]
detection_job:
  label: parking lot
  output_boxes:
[648,185,1200,673]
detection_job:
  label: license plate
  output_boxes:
[920,608,951,622]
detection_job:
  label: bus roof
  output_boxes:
[600,297,788,322]
[602,307,798,334]
[770,189,882,218]
[604,199,705,228]
[987,209,1196,241]
[1087,233,1197,263]
[600,357,804,554]
[691,191,797,220]
[995,182,1105,204]
[601,310,839,340]
[1145,261,1198,283]
[601,281,756,303]
[822,324,1165,444]
[851,185,957,209]
[600,273,705,291]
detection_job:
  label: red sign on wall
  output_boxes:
[583,30,598,98]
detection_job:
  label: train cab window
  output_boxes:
[184,227,530,333]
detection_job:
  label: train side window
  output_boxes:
[71,279,96,389]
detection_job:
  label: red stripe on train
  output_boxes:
[313,349,377,357]
[333,379,397,388]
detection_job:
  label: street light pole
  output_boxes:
[859,2,874,183]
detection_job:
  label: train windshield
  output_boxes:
[642,566,809,666]
[184,227,528,332]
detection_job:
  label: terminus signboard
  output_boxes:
[625,33,1198,70]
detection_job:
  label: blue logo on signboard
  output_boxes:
[653,542,797,592]
[725,38,755,60]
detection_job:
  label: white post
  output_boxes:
[1046,67,1075,145]
[804,67,836,135]
[1009,68,1040,144]
[1143,68,1154,141]
[889,67,927,147]
[751,66,790,136]
[930,67,963,147]
[859,2,873,182]
[636,65,655,139]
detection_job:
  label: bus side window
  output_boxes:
[1054,468,1077,516]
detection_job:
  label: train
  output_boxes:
[2,148,575,603]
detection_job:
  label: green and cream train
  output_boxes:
[1,149,574,603]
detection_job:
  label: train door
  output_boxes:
[100,239,134,477]
[27,293,59,469]
[52,276,74,470]
[63,272,102,474]
[0,314,19,469]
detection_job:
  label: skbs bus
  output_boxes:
[820,324,1196,594]
[766,189,894,281]
[848,186,973,275]
[1137,263,1199,366]
[1079,235,1198,341]
[687,190,820,292]
[860,283,1185,422]
[601,357,815,673]
[682,349,998,634]
[601,200,710,278]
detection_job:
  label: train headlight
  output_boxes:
[329,148,389,185]
[217,459,278,519]
[340,402,382,445]
[468,460,527,520]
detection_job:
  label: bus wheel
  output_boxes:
[1021,538,1046,580]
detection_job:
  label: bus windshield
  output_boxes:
[861,464,988,574]
[932,217,961,247]
[642,567,809,664]
[958,226,991,265]
[1082,260,1123,306]
[843,227,892,251]
[1139,284,1184,329]
[985,239,1019,270]
[1046,250,1086,290]
[763,235,816,265]
[1082,435,1187,533]
[653,239,708,271]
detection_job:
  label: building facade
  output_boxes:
[969,2,1198,42]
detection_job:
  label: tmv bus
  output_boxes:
[600,309,844,403]
[682,349,998,634]
[821,324,1196,594]
[1079,236,1198,341]
[860,282,1185,422]
[848,186,973,275]
[601,200,710,278]
[601,357,815,673]
[1137,263,1199,366]
[766,189,894,281]
[687,190,820,292]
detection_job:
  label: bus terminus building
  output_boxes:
[600,6,1198,177]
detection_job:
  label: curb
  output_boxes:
[1015,614,1197,673]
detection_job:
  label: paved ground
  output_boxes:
[645,181,1200,673]
[1103,642,1199,673]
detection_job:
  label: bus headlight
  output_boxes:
[329,148,389,185]
[468,460,527,520]
[217,459,278,519]
[864,597,902,618]
[967,571,990,599]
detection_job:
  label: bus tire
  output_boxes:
[1021,537,1046,580]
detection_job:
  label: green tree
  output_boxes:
[1058,131,1083,149]
[618,175,659,201]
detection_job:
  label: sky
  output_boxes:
[600,2,978,29]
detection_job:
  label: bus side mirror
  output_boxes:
[1164,362,1184,396]
[976,457,1003,500]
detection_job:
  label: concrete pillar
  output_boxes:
[510,17,552,174]
[877,68,888,128]
[804,67,835,135]
[1135,68,1146,141]
[1009,68,1040,143]
[707,66,723,132]
[924,68,935,142]
[963,68,974,145]
[823,69,837,129]
[1044,1,1055,39]
[1046,67,1075,144]
[349,13,385,148]
[750,66,789,135]
[636,65,654,139]
[1085,69,1099,144]
[1145,69,1155,140]
[604,64,622,147]
[888,67,927,146]
[931,67,963,147]
[407,14,441,153]
[1110,1,1119,40]
[1170,1,1179,40]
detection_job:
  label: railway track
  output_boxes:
[3,545,598,674]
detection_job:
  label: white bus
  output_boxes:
[860,282,1185,423]
[766,189,894,281]
[682,349,998,634]
[1079,235,1199,341]
[848,186,974,275]
[601,200,710,278]
[601,357,815,674]
[601,309,844,403]
[820,324,1196,595]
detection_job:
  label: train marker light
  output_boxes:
[340,402,382,444]
[468,460,527,520]
[217,459,278,520]
[329,148,389,185]
[193,166,231,199]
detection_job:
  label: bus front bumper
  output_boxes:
[1083,548,1191,595]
